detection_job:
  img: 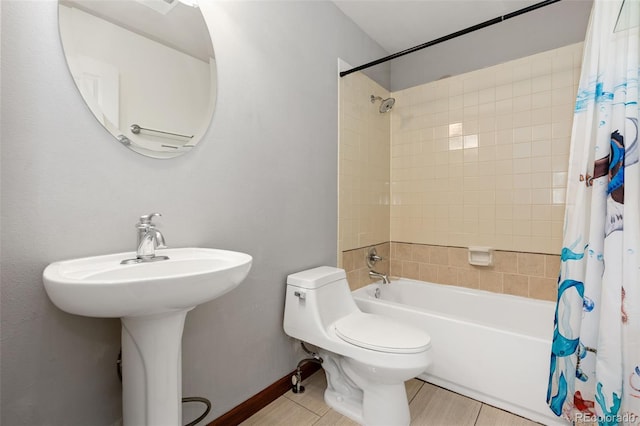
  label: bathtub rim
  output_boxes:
[353,278,555,342]
[359,276,555,309]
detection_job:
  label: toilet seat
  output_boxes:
[334,313,431,354]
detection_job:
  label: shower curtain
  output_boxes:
[546,0,640,425]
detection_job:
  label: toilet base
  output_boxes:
[324,382,410,426]
[360,383,410,425]
[325,388,364,424]
[320,353,411,426]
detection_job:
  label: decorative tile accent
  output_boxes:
[478,270,504,293]
[517,252,546,276]
[503,273,530,297]
[343,241,560,301]
[387,242,560,302]
[341,242,390,291]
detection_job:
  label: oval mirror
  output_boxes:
[58,0,216,159]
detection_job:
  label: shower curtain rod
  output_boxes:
[339,0,562,78]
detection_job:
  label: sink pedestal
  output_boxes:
[121,308,193,426]
[43,248,252,425]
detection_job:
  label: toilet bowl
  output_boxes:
[283,266,432,425]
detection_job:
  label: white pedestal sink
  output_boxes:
[43,248,252,426]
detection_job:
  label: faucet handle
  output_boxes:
[366,247,383,268]
[139,213,162,225]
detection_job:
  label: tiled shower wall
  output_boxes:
[390,42,583,254]
[338,72,391,257]
[338,42,583,298]
[388,243,559,301]
[341,242,560,301]
[342,242,390,290]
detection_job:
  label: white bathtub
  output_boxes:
[352,278,563,426]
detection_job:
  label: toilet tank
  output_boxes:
[283,267,360,344]
[287,266,346,289]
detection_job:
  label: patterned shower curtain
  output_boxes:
[546,0,640,424]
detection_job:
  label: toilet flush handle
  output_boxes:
[294,290,306,300]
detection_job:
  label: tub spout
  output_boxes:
[369,270,390,284]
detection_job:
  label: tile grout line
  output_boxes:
[283,381,330,421]
[311,409,332,426]
[282,374,331,419]
[408,380,425,405]
[473,403,485,425]
[284,392,326,415]
[282,396,323,423]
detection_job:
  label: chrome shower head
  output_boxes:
[370,94,395,113]
[379,97,395,113]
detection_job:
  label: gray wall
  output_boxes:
[0,1,388,424]
[390,0,592,91]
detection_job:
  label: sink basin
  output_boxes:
[43,247,252,318]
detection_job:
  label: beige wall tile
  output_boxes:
[517,252,545,276]
[377,259,390,276]
[338,47,581,299]
[358,269,370,290]
[437,265,458,285]
[449,247,470,269]
[478,270,503,293]
[386,43,581,256]
[338,72,390,257]
[377,242,391,260]
[430,246,449,265]
[361,268,375,286]
[342,250,354,272]
[457,268,479,289]
[346,270,359,291]
[529,276,558,301]
[388,241,561,300]
[390,242,398,259]
[412,244,431,263]
[396,242,413,260]
[494,251,518,273]
[402,261,420,280]
[390,259,402,277]
[545,254,561,278]
[358,277,372,290]
[503,274,529,297]
[419,263,438,282]
[353,248,367,270]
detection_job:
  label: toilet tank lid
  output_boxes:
[287,266,346,288]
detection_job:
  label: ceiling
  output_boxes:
[333,0,594,90]
[334,0,591,53]
[334,0,551,54]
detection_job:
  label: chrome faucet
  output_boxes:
[367,247,390,284]
[369,270,390,284]
[366,247,383,268]
[121,213,169,264]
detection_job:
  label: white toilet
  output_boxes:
[283,266,432,426]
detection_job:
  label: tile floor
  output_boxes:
[241,371,542,425]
